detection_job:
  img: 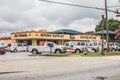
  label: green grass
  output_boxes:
[29,51,120,57]
[105,51,120,56]
[29,53,81,57]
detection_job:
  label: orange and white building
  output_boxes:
[0,34,13,45]
[10,29,101,46]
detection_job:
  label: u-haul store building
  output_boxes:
[10,29,101,46]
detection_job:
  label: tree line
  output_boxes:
[86,18,120,42]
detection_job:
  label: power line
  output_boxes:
[108,6,120,8]
[39,0,117,13]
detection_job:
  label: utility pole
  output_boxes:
[101,15,105,55]
[62,30,64,45]
[105,0,109,53]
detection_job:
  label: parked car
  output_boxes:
[28,41,66,54]
[0,47,6,55]
[104,42,120,51]
[6,43,28,53]
[65,40,101,53]
[64,41,88,53]
[87,42,99,52]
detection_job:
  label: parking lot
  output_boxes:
[1,51,120,61]
[0,52,55,60]
[0,52,34,60]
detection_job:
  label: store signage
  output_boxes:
[14,34,27,37]
[80,36,96,39]
[41,34,64,37]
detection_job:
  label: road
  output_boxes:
[0,52,53,60]
[0,52,120,80]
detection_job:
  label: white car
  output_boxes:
[7,43,28,52]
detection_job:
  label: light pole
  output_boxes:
[105,0,109,53]
[101,15,104,55]
[62,30,64,45]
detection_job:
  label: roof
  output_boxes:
[11,30,48,34]
[0,34,11,38]
[93,30,114,34]
[51,29,83,34]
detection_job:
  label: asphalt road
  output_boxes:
[0,52,120,80]
[0,52,49,60]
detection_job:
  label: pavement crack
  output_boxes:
[0,71,25,75]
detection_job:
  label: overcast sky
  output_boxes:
[0,0,119,33]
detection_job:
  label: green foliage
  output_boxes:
[85,31,94,34]
[95,18,120,41]
[95,18,120,32]
[114,26,120,40]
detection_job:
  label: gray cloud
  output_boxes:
[0,0,118,33]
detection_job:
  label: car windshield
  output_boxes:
[115,43,119,46]
[69,42,76,47]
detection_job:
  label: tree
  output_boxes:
[95,18,120,32]
[95,18,120,42]
[85,31,94,34]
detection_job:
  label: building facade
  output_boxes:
[0,34,13,45]
[11,30,101,45]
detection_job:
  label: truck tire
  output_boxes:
[55,49,61,54]
[32,49,38,54]
[92,49,96,52]
[14,49,17,53]
[75,49,81,53]
[112,48,116,52]
[104,48,107,52]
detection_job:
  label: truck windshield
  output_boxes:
[65,43,69,46]
[53,43,57,46]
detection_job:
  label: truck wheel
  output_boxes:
[92,49,96,52]
[112,49,116,52]
[75,49,80,53]
[32,49,38,54]
[104,49,107,52]
[14,49,17,53]
[55,49,61,54]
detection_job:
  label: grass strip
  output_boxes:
[29,52,120,57]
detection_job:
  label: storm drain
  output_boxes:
[0,71,25,75]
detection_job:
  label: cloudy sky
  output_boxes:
[0,0,119,33]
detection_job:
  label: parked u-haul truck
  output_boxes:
[28,41,66,54]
